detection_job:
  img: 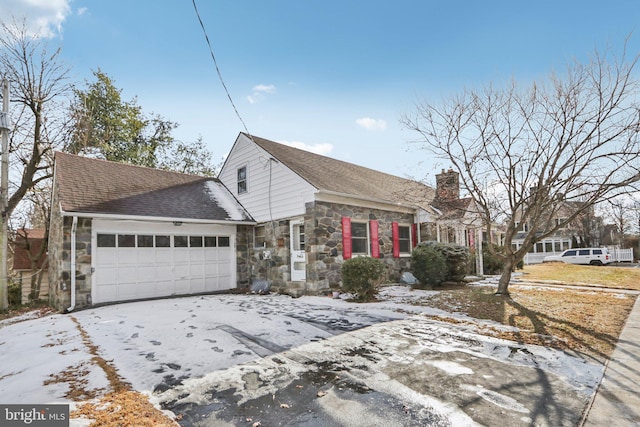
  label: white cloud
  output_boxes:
[0,0,71,38]
[252,84,276,94]
[356,117,388,132]
[247,84,276,104]
[280,140,334,156]
[77,7,88,16]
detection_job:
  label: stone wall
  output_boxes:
[249,220,292,293]
[306,201,416,293]
[47,200,93,311]
[236,225,253,287]
[47,186,67,311]
[244,203,424,296]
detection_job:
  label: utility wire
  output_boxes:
[191,0,252,137]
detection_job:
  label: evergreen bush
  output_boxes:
[8,281,21,306]
[411,244,447,286]
[341,257,386,302]
[482,243,506,275]
[415,241,471,282]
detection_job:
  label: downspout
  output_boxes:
[66,216,78,312]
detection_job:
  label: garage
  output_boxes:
[92,220,236,304]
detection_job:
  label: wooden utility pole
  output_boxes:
[0,79,9,310]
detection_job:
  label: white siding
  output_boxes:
[219,134,317,222]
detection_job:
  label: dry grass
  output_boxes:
[73,391,178,427]
[421,264,639,362]
[65,317,178,426]
[521,262,640,290]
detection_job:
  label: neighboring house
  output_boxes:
[512,201,603,264]
[430,169,488,274]
[48,152,255,312]
[12,228,49,304]
[218,133,484,296]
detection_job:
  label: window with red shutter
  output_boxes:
[412,224,418,248]
[342,217,352,259]
[392,222,400,258]
[370,220,380,258]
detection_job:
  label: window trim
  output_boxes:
[350,221,370,256]
[237,165,248,194]
[397,224,412,256]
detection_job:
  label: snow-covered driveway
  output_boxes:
[0,286,605,426]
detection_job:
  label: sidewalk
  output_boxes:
[581,295,640,426]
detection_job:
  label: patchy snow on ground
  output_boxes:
[0,285,606,426]
[0,314,109,404]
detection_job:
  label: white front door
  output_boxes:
[290,220,306,282]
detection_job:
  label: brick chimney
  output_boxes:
[435,168,460,202]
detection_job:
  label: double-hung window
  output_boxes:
[237,166,247,194]
[351,222,369,255]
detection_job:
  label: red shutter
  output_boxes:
[412,224,418,248]
[392,222,400,258]
[342,217,352,259]
[370,220,380,258]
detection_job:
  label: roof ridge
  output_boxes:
[244,133,423,185]
[54,151,217,180]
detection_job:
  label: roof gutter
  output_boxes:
[66,216,77,313]
[59,210,256,226]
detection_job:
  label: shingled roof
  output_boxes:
[12,229,47,271]
[54,152,253,222]
[245,134,436,211]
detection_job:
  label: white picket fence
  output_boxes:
[607,247,635,263]
[523,247,634,265]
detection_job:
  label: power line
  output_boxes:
[191,0,252,137]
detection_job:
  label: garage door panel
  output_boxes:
[137,266,156,282]
[204,263,218,276]
[136,282,157,298]
[95,284,117,302]
[174,251,190,262]
[117,267,138,284]
[174,264,189,277]
[190,278,205,292]
[156,280,174,295]
[95,268,117,285]
[156,265,173,279]
[96,249,118,264]
[117,283,137,300]
[175,279,190,294]
[204,250,218,262]
[94,225,236,304]
[156,250,173,263]
[137,250,156,263]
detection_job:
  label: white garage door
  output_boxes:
[92,220,236,304]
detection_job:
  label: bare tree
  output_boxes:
[0,20,71,216]
[602,197,633,246]
[403,45,640,295]
[0,19,71,308]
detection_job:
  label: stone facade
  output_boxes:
[48,202,93,311]
[247,201,423,297]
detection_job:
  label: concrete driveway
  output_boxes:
[1,286,605,426]
[72,287,600,426]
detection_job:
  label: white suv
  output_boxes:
[543,248,611,266]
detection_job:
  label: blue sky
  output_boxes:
[2,0,640,182]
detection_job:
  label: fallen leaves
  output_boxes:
[72,390,178,426]
[422,285,636,362]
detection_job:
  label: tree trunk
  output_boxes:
[496,259,514,295]
[29,269,42,301]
